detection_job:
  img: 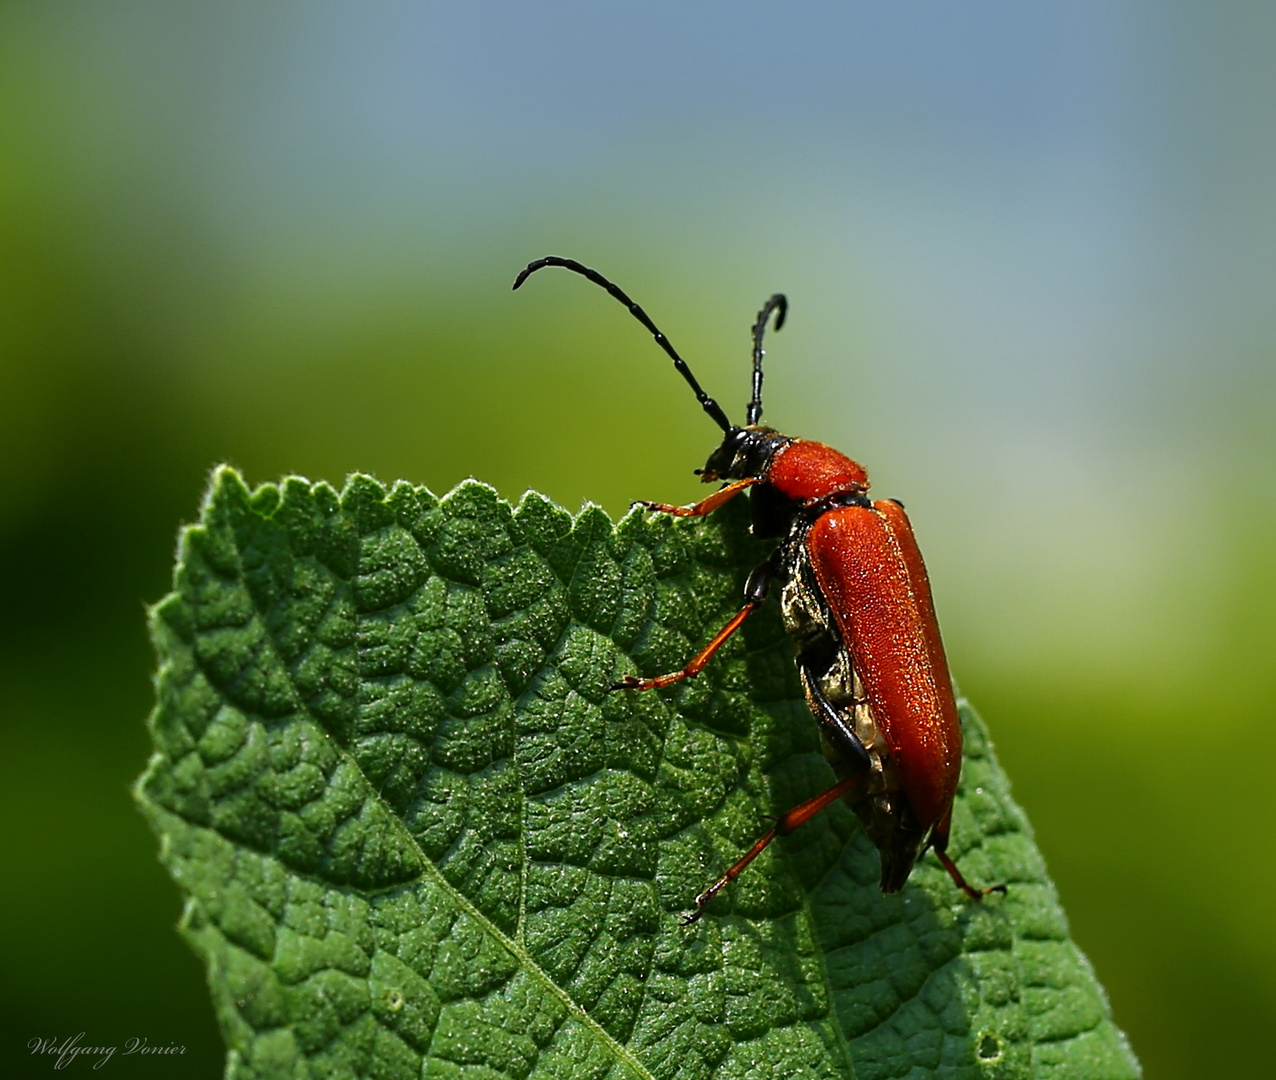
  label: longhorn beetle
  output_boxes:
[513,256,1004,923]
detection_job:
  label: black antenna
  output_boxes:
[747,293,787,426]
[513,256,734,433]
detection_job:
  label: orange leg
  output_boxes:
[610,602,758,691]
[636,477,759,517]
[931,807,1007,900]
[612,555,774,691]
[682,774,863,924]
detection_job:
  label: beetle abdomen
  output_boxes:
[805,501,961,828]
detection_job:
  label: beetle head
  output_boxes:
[699,426,792,483]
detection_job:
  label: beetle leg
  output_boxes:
[635,477,759,517]
[611,558,772,691]
[930,807,1007,900]
[806,681,873,773]
[681,773,864,924]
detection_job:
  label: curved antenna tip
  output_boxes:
[512,256,565,291]
[509,255,734,432]
[511,264,536,291]
[747,293,788,426]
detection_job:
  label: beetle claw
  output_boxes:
[608,676,641,692]
[681,890,714,925]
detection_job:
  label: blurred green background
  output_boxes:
[2,3,1273,1076]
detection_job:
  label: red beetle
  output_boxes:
[514,256,1004,921]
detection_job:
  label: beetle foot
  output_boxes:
[962,881,1007,902]
[608,675,644,692]
[935,849,1007,901]
[680,886,717,925]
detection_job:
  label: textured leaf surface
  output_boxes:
[137,467,1140,1080]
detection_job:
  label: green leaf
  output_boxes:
[137,466,1141,1080]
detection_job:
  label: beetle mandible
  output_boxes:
[513,256,1005,922]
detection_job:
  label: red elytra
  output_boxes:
[806,499,961,829]
[513,256,1004,921]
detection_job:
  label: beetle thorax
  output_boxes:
[766,439,869,503]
